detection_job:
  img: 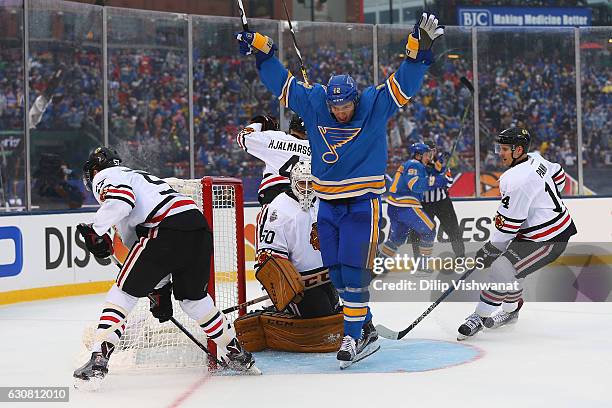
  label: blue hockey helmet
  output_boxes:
[326,74,359,106]
[409,142,431,157]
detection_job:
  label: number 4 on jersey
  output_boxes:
[501,195,510,209]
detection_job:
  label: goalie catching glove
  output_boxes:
[256,256,305,311]
[148,281,173,323]
[405,12,444,63]
[76,223,113,258]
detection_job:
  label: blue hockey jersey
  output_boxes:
[387,159,443,207]
[257,56,429,200]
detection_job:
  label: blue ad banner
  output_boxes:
[458,7,592,27]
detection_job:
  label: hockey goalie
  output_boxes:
[234,160,344,353]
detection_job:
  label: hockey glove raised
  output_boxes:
[149,282,173,323]
[476,241,503,269]
[76,223,113,259]
[235,31,277,68]
[406,12,444,64]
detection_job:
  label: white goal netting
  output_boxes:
[81,177,245,370]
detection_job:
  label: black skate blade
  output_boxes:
[339,343,380,370]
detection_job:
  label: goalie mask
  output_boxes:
[290,160,315,211]
[83,146,122,191]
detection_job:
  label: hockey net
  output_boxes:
[81,177,246,370]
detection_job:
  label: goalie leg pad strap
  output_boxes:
[235,311,343,353]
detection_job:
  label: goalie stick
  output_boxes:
[376,266,479,340]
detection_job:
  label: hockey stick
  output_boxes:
[442,76,474,172]
[146,293,228,368]
[281,0,310,86]
[108,256,227,367]
[222,294,269,314]
[376,265,479,340]
[236,0,249,31]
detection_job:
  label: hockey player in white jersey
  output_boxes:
[236,113,310,204]
[73,147,257,385]
[458,128,577,340]
[255,160,339,318]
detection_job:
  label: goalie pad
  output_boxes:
[235,311,343,353]
[256,256,305,311]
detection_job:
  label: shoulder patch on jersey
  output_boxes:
[239,126,255,135]
[376,83,385,90]
[407,168,418,175]
[269,209,278,223]
[494,214,505,230]
[310,222,320,251]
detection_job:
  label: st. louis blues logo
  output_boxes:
[317,126,361,164]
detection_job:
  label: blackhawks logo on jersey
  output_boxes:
[310,222,320,250]
[99,185,110,202]
[494,214,505,230]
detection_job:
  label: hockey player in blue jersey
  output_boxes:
[236,13,444,368]
[380,142,449,274]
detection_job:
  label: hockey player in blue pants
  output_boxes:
[236,13,444,367]
[380,142,449,275]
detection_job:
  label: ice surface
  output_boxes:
[1,281,611,408]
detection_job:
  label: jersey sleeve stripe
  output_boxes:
[259,175,289,189]
[104,195,136,208]
[497,213,526,223]
[407,176,418,190]
[107,188,135,200]
[386,72,410,107]
[236,133,246,151]
[278,72,295,108]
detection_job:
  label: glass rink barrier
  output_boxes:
[0,1,610,211]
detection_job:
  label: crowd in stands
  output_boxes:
[1,21,610,207]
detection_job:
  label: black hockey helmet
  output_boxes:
[289,114,306,138]
[495,127,531,154]
[250,114,279,131]
[83,146,122,191]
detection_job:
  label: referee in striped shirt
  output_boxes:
[410,140,465,258]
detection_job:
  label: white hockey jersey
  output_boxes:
[256,192,325,284]
[91,166,199,246]
[492,152,574,244]
[236,122,311,198]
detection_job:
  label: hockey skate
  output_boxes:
[457,313,485,341]
[484,299,523,329]
[338,321,381,369]
[222,338,261,375]
[73,352,109,390]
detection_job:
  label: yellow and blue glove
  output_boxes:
[235,31,277,68]
[406,12,445,64]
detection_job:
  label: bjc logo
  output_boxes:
[460,9,491,26]
[0,226,23,277]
